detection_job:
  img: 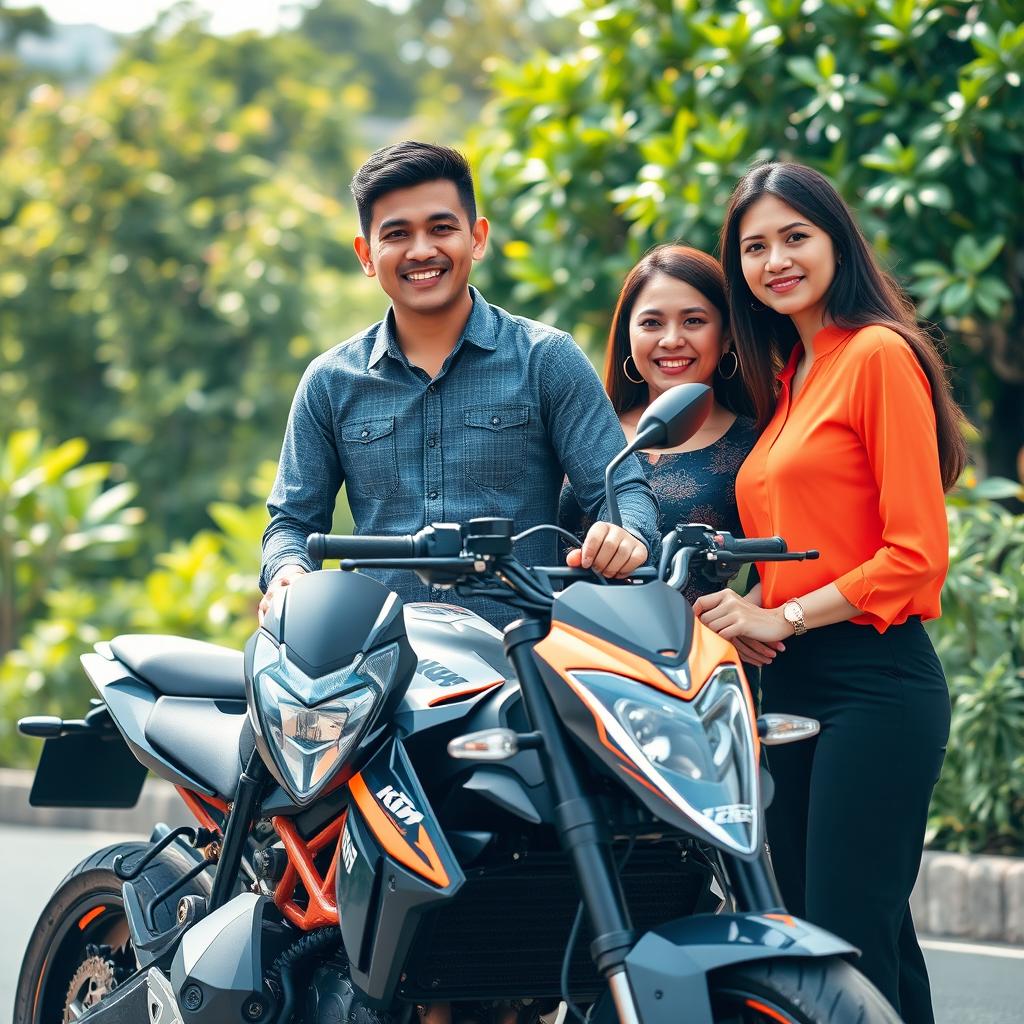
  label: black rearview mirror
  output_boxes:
[604,383,713,526]
[633,382,714,451]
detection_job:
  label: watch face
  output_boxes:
[784,602,802,624]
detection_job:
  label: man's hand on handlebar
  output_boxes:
[565,521,648,580]
[258,564,308,625]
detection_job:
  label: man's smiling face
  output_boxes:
[354,179,488,317]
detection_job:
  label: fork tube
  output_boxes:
[725,848,784,913]
[504,619,635,976]
[209,747,267,911]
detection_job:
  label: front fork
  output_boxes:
[504,619,641,1024]
[726,849,785,913]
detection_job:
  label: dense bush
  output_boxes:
[471,0,1024,481]
[0,20,373,543]
[926,475,1024,854]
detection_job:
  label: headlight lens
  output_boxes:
[252,634,398,803]
[569,666,759,854]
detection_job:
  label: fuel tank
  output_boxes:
[400,603,513,711]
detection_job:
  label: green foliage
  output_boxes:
[0,459,273,765]
[298,0,577,128]
[0,429,142,655]
[926,475,1024,853]
[0,19,370,542]
[0,1,51,120]
[471,0,1024,474]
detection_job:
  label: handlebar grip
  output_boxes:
[721,536,787,556]
[307,533,416,561]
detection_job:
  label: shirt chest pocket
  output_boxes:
[463,405,530,489]
[341,416,398,501]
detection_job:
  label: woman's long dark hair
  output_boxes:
[719,162,967,491]
[603,245,752,417]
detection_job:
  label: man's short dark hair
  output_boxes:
[350,141,477,238]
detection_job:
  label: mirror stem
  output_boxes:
[604,451,627,527]
[604,426,662,528]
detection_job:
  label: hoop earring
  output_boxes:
[750,299,765,312]
[623,354,645,385]
[718,350,739,380]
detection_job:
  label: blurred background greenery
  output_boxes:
[0,0,1021,852]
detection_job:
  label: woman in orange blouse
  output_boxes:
[695,162,966,1023]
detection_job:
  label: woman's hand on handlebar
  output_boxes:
[565,521,648,579]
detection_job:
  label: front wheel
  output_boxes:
[709,956,902,1023]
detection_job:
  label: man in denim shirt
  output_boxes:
[260,142,658,626]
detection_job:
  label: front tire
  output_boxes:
[709,956,902,1023]
[13,840,212,1024]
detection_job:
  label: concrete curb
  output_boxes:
[2,769,1021,944]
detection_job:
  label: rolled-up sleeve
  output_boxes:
[260,362,343,591]
[833,340,948,629]
[541,335,660,561]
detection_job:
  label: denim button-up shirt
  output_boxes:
[261,287,659,625]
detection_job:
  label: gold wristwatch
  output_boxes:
[782,600,808,636]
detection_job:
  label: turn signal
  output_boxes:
[448,728,519,761]
[757,714,820,745]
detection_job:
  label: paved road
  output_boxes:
[3,825,1021,1023]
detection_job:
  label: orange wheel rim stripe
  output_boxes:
[349,772,449,888]
[744,998,794,1023]
[77,905,107,930]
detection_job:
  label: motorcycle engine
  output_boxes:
[305,956,393,1024]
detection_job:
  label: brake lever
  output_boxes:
[339,556,484,588]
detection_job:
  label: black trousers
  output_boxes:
[761,618,950,1024]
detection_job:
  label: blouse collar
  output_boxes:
[777,324,855,381]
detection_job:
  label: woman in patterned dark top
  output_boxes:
[560,245,760,608]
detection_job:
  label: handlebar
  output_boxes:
[307,532,415,561]
[719,535,787,556]
[306,521,817,613]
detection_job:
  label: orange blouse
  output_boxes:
[736,324,948,633]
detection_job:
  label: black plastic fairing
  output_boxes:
[267,569,406,676]
[552,580,693,668]
[337,738,464,1004]
[81,651,219,796]
[144,696,247,799]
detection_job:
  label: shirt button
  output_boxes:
[428,491,438,500]
[427,434,437,447]
[360,429,369,438]
[491,416,501,426]
[427,384,436,394]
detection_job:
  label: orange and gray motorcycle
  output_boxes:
[14,383,901,1024]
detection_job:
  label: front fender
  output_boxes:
[624,912,858,1024]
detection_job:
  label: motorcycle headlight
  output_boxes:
[568,666,760,855]
[252,633,398,804]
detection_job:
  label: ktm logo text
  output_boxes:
[341,821,358,873]
[418,659,468,687]
[702,803,753,825]
[376,784,425,827]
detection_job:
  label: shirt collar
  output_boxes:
[367,286,497,369]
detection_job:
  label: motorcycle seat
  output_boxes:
[110,634,246,699]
